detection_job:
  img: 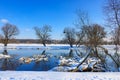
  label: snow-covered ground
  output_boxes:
[0,43,116,49]
[0,43,70,47]
[0,71,119,80]
[0,43,72,50]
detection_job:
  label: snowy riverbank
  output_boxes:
[0,43,70,47]
[0,43,72,50]
[0,43,116,46]
[0,71,119,80]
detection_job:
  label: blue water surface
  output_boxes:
[0,46,77,71]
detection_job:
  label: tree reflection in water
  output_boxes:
[0,50,20,71]
[69,49,74,57]
[41,50,46,55]
[2,50,8,55]
[0,49,59,71]
[31,50,58,71]
[17,50,58,71]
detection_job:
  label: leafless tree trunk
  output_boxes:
[82,24,106,59]
[34,25,52,47]
[112,27,120,53]
[103,0,120,70]
[104,0,120,52]
[74,10,90,47]
[72,48,92,72]
[99,46,120,70]
[63,27,76,48]
[0,23,19,48]
[69,49,74,57]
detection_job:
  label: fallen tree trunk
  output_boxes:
[72,48,92,72]
[98,46,119,69]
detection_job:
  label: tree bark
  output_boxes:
[72,48,92,72]
[43,43,46,47]
[98,46,119,68]
[69,49,73,57]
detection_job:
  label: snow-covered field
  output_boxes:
[0,71,120,80]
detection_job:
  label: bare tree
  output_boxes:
[103,0,120,28]
[63,27,76,48]
[74,10,90,47]
[0,23,19,47]
[75,10,90,27]
[83,24,106,58]
[34,25,52,47]
[104,0,120,48]
[112,27,120,53]
[103,0,120,70]
[76,31,84,47]
[85,24,106,47]
[72,24,107,72]
[109,27,120,70]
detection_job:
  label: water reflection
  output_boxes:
[17,50,59,71]
[0,46,78,71]
[0,49,59,71]
[33,58,58,71]
[2,50,8,55]
[41,50,46,55]
[69,49,74,57]
[0,50,20,71]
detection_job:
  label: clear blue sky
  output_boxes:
[0,0,104,40]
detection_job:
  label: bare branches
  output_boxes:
[103,1,120,70]
[103,0,120,28]
[63,27,76,47]
[34,25,52,47]
[2,23,19,38]
[74,10,90,47]
[75,10,90,27]
[83,24,106,47]
[0,23,19,46]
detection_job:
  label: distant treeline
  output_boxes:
[3,39,113,45]
[1,39,67,44]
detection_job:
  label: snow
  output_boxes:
[0,71,119,80]
[79,63,88,71]
[49,66,76,71]
[58,57,79,67]
[0,43,70,47]
[0,54,11,59]
[0,43,73,50]
[0,44,117,49]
